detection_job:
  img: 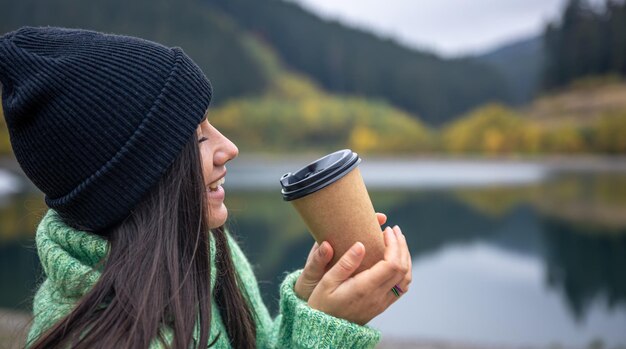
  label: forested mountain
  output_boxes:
[464,0,626,106]
[205,0,510,125]
[0,0,511,126]
[543,0,626,89]
[0,0,274,104]
[3,0,626,156]
[476,36,544,105]
[7,0,621,126]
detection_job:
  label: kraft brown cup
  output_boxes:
[280,149,385,275]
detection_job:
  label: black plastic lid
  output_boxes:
[280,149,361,201]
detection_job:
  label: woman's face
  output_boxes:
[197,117,239,228]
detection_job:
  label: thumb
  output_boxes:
[323,242,365,287]
[301,241,333,282]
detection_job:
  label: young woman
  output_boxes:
[0,26,412,349]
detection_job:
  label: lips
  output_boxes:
[208,177,225,191]
[207,171,226,191]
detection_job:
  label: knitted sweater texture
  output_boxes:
[26,209,382,348]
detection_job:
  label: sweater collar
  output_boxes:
[35,209,217,299]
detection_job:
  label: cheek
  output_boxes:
[203,162,212,182]
[199,147,213,180]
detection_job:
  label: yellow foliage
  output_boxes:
[543,124,585,153]
[210,74,432,154]
[349,125,380,153]
[2,74,624,156]
[439,103,610,154]
[455,173,626,231]
[442,103,531,154]
[592,110,626,153]
[520,124,543,154]
[483,128,505,154]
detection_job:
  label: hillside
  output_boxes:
[3,76,626,157]
[0,0,512,126]
[0,0,275,104]
[525,77,626,127]
[3,0,625,129]
[209,72,433,155]
[205,0,510,125]
[441,79,626,154]
[209,76,626,156]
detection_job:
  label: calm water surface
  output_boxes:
[1,158,625,347]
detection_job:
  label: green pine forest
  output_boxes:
[1,0,626,156]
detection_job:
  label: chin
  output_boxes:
[208,205,228,229]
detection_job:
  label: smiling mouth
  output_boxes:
[208,177,225,191]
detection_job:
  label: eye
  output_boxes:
[198,136,208,143]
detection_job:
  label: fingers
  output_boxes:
[322,242,366,288]
[383,227,401,266]
[392,226,409,274]
[352,227,403,287]
[295,241,334,300]
[306,226,412,324]
[388,226,412,299]
[395,226,412,281]
[352,226,409,294]
[376,212,387,226]
[305,241,320,264]
[304,241,333,277]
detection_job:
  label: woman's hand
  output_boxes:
[306,225,412,326]
[294,213,388,301]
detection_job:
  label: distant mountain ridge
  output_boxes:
[476,36,544,106]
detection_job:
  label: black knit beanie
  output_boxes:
[0,26,213,232]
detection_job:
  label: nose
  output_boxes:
[213,131,239,167]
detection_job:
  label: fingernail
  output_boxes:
[319,242,327,257]
[393,225,401,235]
[351,242,364,256]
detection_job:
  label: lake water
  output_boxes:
[1,157,626,348]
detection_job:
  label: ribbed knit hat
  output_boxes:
[0,26,213,232]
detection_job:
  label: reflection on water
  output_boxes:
[371,242,626,347]
[543,217,626,320]
[1,160,626,347]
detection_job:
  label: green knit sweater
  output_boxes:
[26,209,381,348]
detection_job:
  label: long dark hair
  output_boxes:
[28,131,257,349]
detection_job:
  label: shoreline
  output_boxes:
[3,154,626,194]
[2,154,626,173]
[230,153,626,173]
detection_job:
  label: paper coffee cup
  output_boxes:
[280,149,385,275]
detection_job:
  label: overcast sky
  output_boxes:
[289,0,596,57]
